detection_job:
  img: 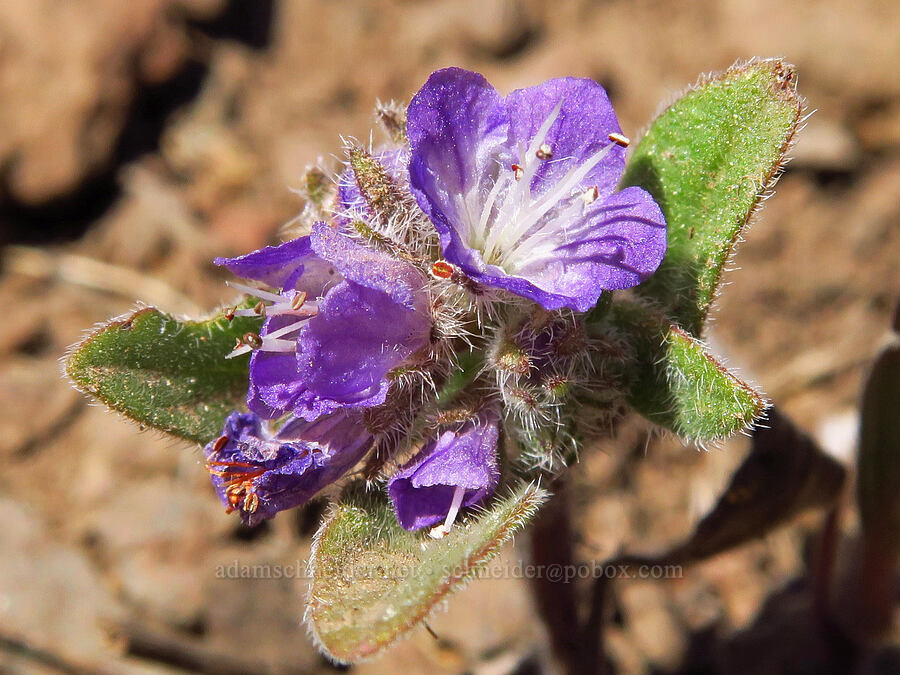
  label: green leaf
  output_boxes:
[594,300,766,441]
[623,58,805,334]
[306,481,548,663]
[65,306,260,444]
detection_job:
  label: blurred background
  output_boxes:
[0,1,897,673]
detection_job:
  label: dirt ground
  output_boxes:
[0,1,897,673]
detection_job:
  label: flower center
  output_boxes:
[225,282,319,359]
[465,102,626,273]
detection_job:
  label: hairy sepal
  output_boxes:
[305,480,548,663]
[593,300,766,442]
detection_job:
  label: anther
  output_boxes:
[242,332,263,350]
[227,491,242,509]
[608,132,630,147]
[511,163,524,180]
[224,306,236,321]
[290,291,308,310]
[431,261,454,279]
[253,301,267,318]
[536,143,553,160]
[580,186,599,204]
[243,492,259,513]
[212,435,229,454]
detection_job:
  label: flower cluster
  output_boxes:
[204,67,666,534]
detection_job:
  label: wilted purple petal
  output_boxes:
[310,221,427,310]
[204,410,371,526]
[388,412,500,531]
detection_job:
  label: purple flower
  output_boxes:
[204,410,372,526]
[216,221,431,420]
[407,67,667,312]
[388,410,500,534]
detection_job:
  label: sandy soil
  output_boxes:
[0,1,897,673]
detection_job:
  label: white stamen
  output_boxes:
[225,337,300,359]
[608,132,630,147]
[224,318,312,359]
[230,301,319,319]
[497,141,615,258]
[226,344,252,359]
[476,163,510,245]
[225,281,283,303]
[480,102,563,261]
[525,101,563,164]
[472,98,625,272]
[263,318,310,340]
[428,485,467,539]
[504,190,587,268]
[257,339,298,352]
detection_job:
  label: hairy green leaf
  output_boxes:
[65,306,260,444]
[306,481,548,663]
[593,300,766,441]
[623,58,805,334]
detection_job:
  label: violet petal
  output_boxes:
[388,413,500,531]
[204,410,371,526]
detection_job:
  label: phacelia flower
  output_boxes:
[204,410,372,526]
[387,410,500,536]
[407,67,667,312]
[216,221,432,420]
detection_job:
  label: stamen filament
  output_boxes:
[265,319,311,340]
[225,281,284,303]
[226,337,298,359]
[224,317,310,359]
[495,142,615,262]
[480,103,562,261]
[503,190,586,269]
[443,484,466,530]
[231,301,318,318]
[428,485,467,539]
